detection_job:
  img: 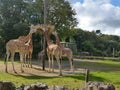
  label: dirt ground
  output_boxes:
[0,59,85,76]
[1,59,119,76]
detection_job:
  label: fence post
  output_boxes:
[85,69,90,83]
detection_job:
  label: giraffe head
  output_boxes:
[44,24,55,35]
[52,31,57,36]
[28,24,55,35]
[29,24,38,34]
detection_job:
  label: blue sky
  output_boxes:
[70,0,120,7]
[110,0,120,7]
[68,0,120,36]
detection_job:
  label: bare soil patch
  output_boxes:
[0,60,85,76]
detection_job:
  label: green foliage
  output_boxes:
[47,0,78,41]
[74,28,120,56]
[0,0,77,57]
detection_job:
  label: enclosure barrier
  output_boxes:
[0,80,115,90]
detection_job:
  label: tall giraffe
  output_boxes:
[52,31,74,72]
[36,24,63,76]
[5,25,37,73]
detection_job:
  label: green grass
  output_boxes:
[90,71,120,90]
[0,59,120,89]
[78,59,120,69]
[0,72,85,89]
[0,71,120,89]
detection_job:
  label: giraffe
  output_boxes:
[38,49,45,64]
[36,24,63,76]
[5,25,37,73]
[18,34,33,68]
[52,31,74,72]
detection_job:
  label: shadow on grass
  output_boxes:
[89,74,107,82]
[8,72,107,83]
[7,72,85,81]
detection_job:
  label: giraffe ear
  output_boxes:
[30,24,34,28]
[29,24,37,33]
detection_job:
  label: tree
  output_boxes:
[0,0,77,57]
[46,0,77,41]
[0,0,30,41]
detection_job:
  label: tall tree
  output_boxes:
[46,0,78,41]
[0,0,30,41]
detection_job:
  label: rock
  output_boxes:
[98,84,115,90]
[49,85,68,90]
[24,82,48,90]
[80,81,115,90]
[0,81,15,90]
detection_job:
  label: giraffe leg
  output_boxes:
[11,53,16,73]
[20,53,24,73]
[56,55,62,76]
[48,54,51,72]
[51,55,54,72]
[68,55,73,70]
[5,51,10,73]
[30,53,32,68]
[69,57,74,73]
[23,54,26,67]
[26,54,30,67]
[25,54,28,67]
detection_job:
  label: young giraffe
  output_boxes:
[36,24,63,76]
[18,34,33,68]
[5,25,37,73]
[52,31,74,72]
[38,49,45,64]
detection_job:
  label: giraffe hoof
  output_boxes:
[48,69,51,72]
[14,71,17,73]
[21,70,24,73]
[48,71,51,73]
[5,70,8,73]
[59,73,63,76]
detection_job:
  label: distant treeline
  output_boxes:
[73,29,120,57]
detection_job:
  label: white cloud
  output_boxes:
[71,0,120,36]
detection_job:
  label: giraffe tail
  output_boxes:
[4,53,7,64]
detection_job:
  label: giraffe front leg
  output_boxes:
[29,53,32,68]
[20,53,24,73]
[48,54,51,72]
[11,53,17,73]
[23,54,26,67]
[69,57,74,73]
[5,51,10,73]
[56,57,62,76]
[51,55,54,72]
[5,59,8,73]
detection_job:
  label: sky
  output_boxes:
[67,0,120,36]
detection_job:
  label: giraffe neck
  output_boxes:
[18,33,32,44]
[54,33,63,48]
[44,31,53,46]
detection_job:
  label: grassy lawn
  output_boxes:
[0,71,119,89]
[0,59,120,89]
[0,72,85,89]
[77,59,120,70]
[90,71,120,90]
